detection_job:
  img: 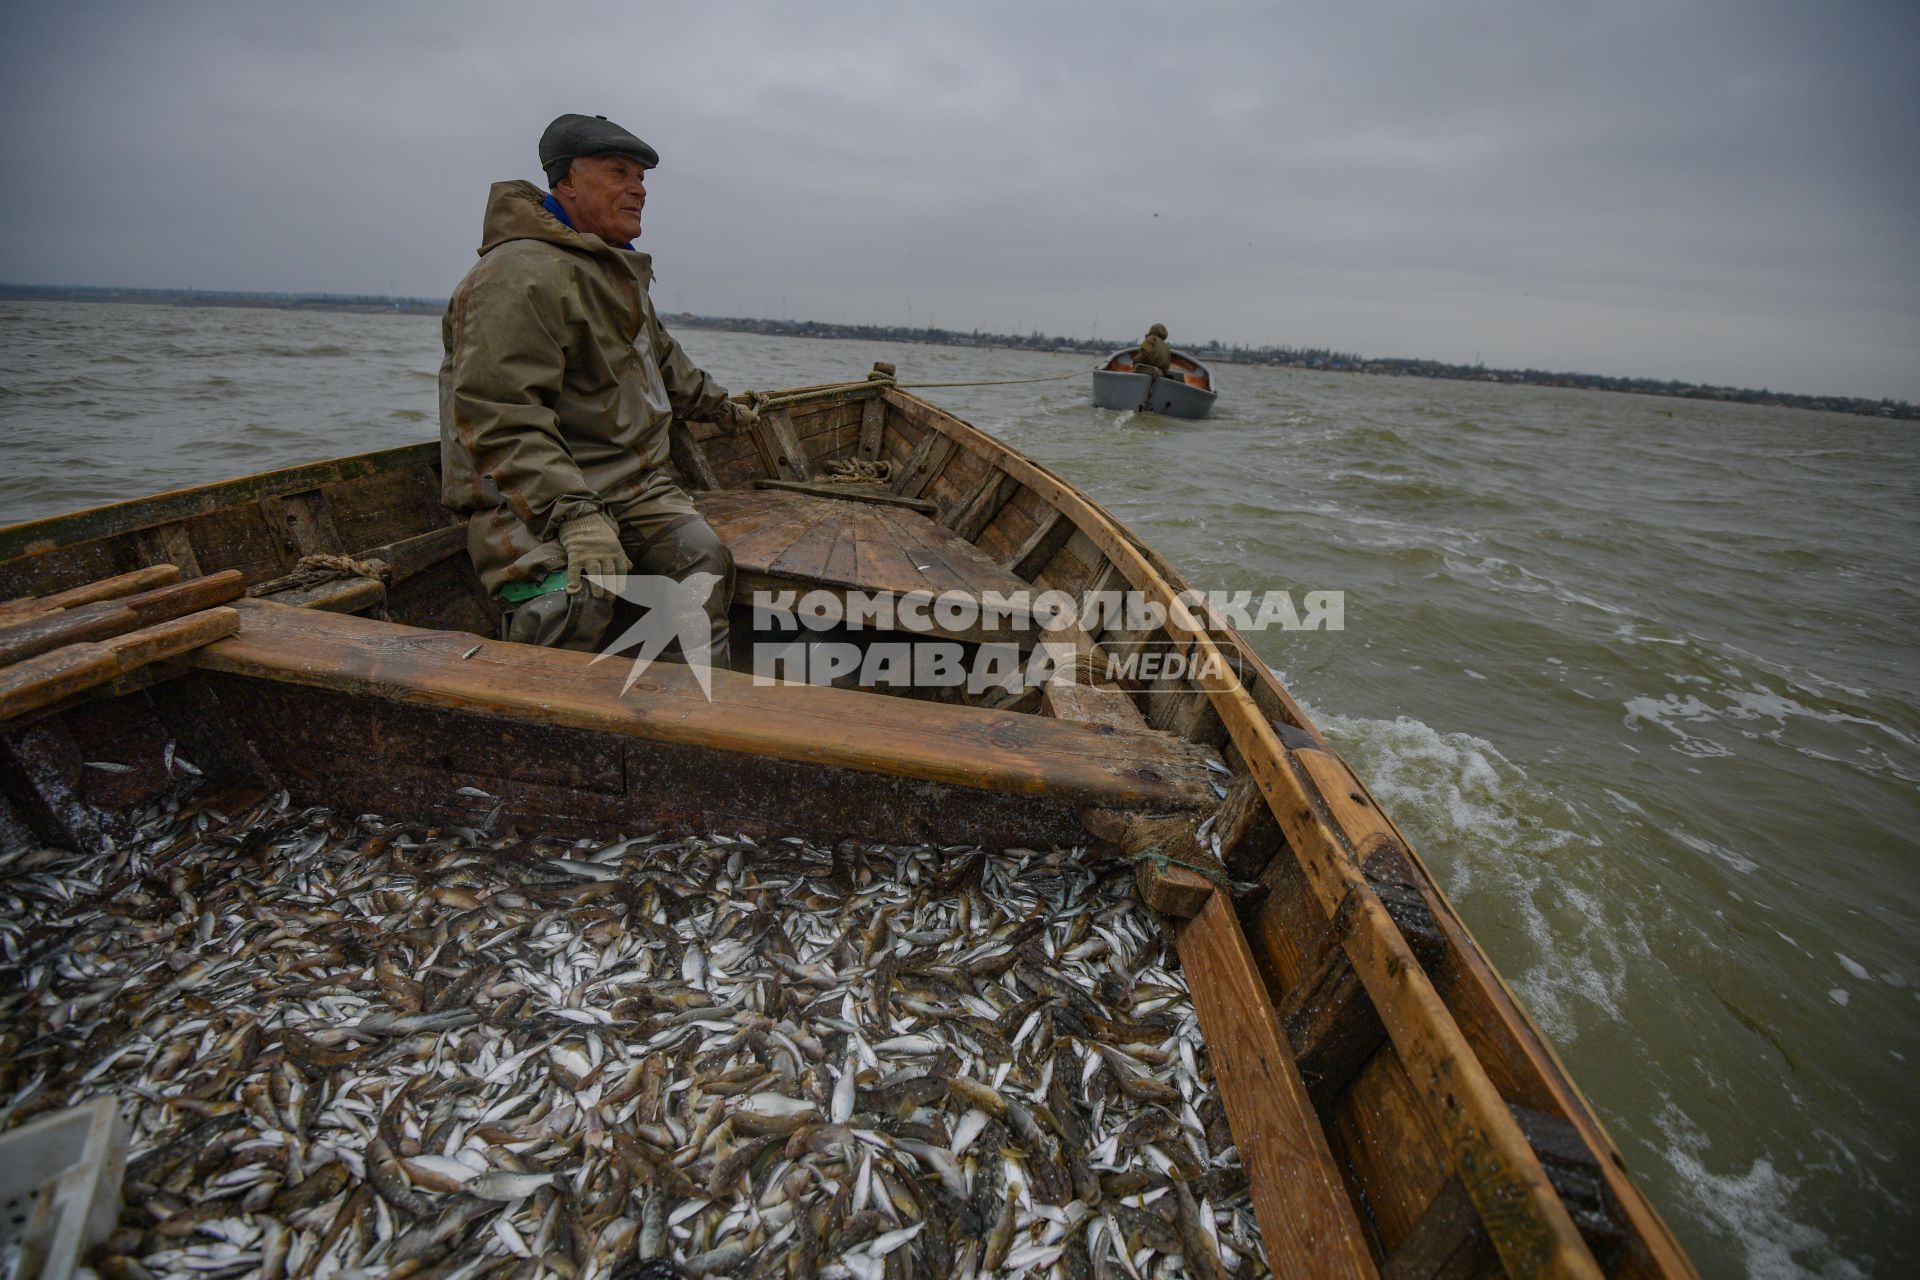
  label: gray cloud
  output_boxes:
[1,0,1914,399]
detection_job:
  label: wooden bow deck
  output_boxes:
[694,487,1042,643]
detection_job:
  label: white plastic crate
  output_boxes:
[0,1099,128,1280]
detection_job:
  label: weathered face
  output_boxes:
[553,153,649,243]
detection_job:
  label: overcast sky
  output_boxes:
[1,1,1915,401]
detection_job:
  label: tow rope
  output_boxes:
[730,368,1085,413]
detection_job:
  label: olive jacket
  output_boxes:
[439,179,734,592]
[1135,332,1173,373]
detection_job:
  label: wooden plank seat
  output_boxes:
[195,600,1222,813]
[693,488,1045,644]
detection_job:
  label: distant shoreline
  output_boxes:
[4,282,1911,421]
[0,284,447,317]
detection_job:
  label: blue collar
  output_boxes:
[543,193,633,250]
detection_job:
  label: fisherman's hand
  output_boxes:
[728,400,762,435]
[557,512,631,600]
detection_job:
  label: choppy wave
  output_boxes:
[1655,1106,1866,1280]
[255,342,355,358]
[1308,703,1635,1041]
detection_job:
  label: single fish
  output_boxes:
[467,1170,557,1201]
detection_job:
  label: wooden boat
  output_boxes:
[1092,347,1219,418]
[0,370,1694,1278]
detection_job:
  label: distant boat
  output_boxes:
[1091,347,1218,419]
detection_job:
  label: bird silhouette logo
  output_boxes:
[586,572,724,700]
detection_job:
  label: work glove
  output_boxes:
[728,400,762,434]
[557,512,631,600]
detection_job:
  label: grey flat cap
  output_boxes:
[540,114,659,184]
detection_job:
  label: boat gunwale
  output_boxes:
[0,441,444,563]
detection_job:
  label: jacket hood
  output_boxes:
[476,180,652,277]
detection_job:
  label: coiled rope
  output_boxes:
[247,553,391,597]
[247,553,394,619]
[820,458,895,484]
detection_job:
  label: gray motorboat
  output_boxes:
[1091,346,1218,418]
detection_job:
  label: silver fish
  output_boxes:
[0,799,1270,1280]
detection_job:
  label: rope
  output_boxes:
[820,458,894,484]
[298,553,391,582]
[1130,844,1233,893]
[247,553,391,598]
[728,368,1087,413]
[897,372,1082,389]
[733,381,881,412]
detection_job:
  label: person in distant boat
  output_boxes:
[1135,323,1173,376]
[439,113,758,662]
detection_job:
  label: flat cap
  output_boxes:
[540,114,659,185]
[1148,323,1168,338]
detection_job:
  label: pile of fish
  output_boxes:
[0,788,1267,1279]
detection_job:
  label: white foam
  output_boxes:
[1307,704,1634,1040]
[1655,1105,1866,1279]
[1835,954,1871,982]
[1615,621,1689,646]
[1623,675,1919,769]
[1603,788,1650,817]
[1725,687,1917,748]
[1433,548,1632,616]
[1672,829,1759,875]
[1622,693,1738,758]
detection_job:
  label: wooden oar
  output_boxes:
[0,564,181,626]
[0,608,239,722]
[0,570,243,667]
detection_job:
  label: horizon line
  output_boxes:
[1,280,1911,416]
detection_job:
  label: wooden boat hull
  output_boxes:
[0,374,1694,1279]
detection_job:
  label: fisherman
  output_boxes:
[1135,322,1173,376]
[439,113,758,661]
